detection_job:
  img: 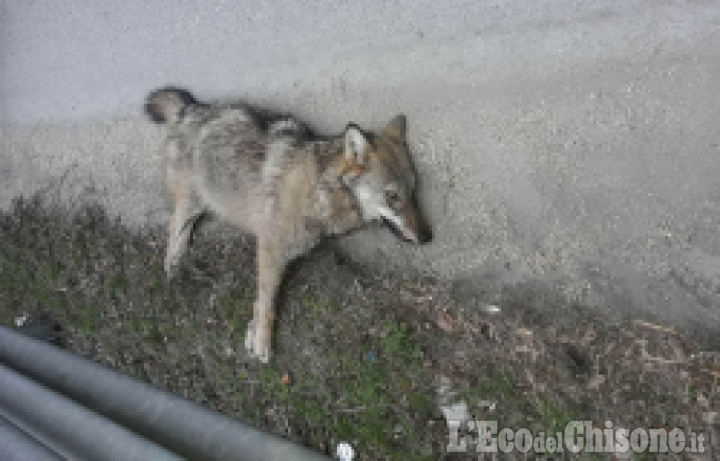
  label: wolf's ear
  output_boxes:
[344,123,369,165]
[382,114,407,143]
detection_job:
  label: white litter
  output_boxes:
[14,316,27,327]
[437,375,470,425]
[335,442,354,461]
[440,400,469,425]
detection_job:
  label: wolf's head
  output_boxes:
[341,115,432,244]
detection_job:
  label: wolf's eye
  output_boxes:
[385,190,401,203]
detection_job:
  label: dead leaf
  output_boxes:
[587,374,605,390]
[437,311,454,333]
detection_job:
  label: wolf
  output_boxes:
[145,87,432,362]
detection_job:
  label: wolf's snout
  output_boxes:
[405,206,432,245]
[416,225,433,244]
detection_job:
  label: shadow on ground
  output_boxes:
[0,197,717,459]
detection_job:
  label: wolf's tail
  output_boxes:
[144,87,197,124]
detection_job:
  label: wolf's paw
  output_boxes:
[244,320,255,350]
[164,249,184,279]
[164,258,180,280]
[244,321,271,363]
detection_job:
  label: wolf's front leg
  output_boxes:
[245,237,287,363]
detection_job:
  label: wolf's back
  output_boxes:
[145,87,197,124]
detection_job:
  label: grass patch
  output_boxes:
[381,321,422,361]
[1,197,716,459]
[219,288,253,339]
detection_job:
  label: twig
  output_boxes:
[632,320,677,336]
[337,406,366,413]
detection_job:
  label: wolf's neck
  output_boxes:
[313,146,364,236]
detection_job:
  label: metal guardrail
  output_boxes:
[0,326,330,460]
[0,414,65,461]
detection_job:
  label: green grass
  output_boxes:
[106,273,129,297]
[536,400,577,438]
[303,294,331,318]
[459,368,521,409]
[1,199,621,460]
[0,218,438,457]
[214,311,438,459]
[219,288,254,339]
[0,244,99,333]
[381,321,422,361]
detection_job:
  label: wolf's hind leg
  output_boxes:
[268,117,308,139]
[165,190,203,278]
